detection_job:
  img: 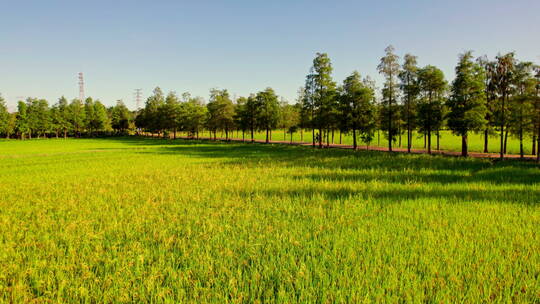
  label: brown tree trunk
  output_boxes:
[266,128,269,143]
[462,134,468,157]
[532,135,537,155]
[353,128,357,150]
[436,130,440,151]
[519,129,524,158]
[427,129,432,154]
[503,127,509,154]
[339,131,342,145]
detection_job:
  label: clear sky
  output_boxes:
[1,0,539,110]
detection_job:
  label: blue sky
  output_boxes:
[1,0,539,110]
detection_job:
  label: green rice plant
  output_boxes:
[0,138,539,303]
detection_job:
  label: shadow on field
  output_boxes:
[107,137,540,189]
[237,185,539,204]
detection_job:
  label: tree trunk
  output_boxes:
[312,128,315,147]
[174,128,177,139]
[500,96,506,159]
[462,133,468,157]
[331,129,334,144]
[353,128,357,150]
[532,135,537,155]
[300,129,303,142]
[290,132,293,144]
[520,129,524,158]
[427,129,432,154]
[242,130,245,142]
[537,125,540,163]
[436,130,440,151]
[266,128,269,143]
[503,127,509,154]
[318,128,323,148]
[326,128,330,147]
[423,134,426,148]
[339,131,342,145]
[284,129,286,141]
[377,130,380,146]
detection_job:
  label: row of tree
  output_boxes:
[1,46,539,161]
[0,96,132,139]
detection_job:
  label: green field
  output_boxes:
[1,138,539,302]
[196,129,535,155]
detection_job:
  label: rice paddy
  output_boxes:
[0,137,539,303]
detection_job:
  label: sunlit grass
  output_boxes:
[0,138,539,302]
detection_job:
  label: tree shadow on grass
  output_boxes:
[238,185,539,205]
[105,137,540,187]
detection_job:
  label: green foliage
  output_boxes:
[447,51,487,137]
[340,71,377,148]
[305,53,337,145]
[0,94,9,137]
[256,88,280,142]
[110,100,132,133]
[378,45,401,149]
[417,65,447,153]
[206,89,235,138]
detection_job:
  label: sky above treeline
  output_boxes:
[1,0,539,110]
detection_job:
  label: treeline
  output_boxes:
[0,46,539,161]
[0,96,132,139]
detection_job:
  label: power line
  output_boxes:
[78,72,85,102]
[134,89,142,109]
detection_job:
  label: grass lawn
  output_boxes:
[0,137,539,302]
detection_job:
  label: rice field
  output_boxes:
[0,137,539,303]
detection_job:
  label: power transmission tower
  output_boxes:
[134,89,143,109]
[78,72,85,102]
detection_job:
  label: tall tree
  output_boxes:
[477,56,497,153]
[534,65,540,163]
[15,101,29,139]
[68,99,86,137]
[162,91,181,138]
[0,95,10,137]
[54,96,72,138]
[492,53,516,159]
[256,88,280,143]
[206,89,235,140]
[417,65,447,154]
[378,45,401,152]
[279,101,300,142]
[399,54,420,152]
[26,98,50,138]
[307,53,336,148]
[340,71,376,149]
[508,61,535,158]
[110,100,132,134]
[184,96,207,139]
[447,51,487,157]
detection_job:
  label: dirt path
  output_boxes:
[166,135,538,161]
